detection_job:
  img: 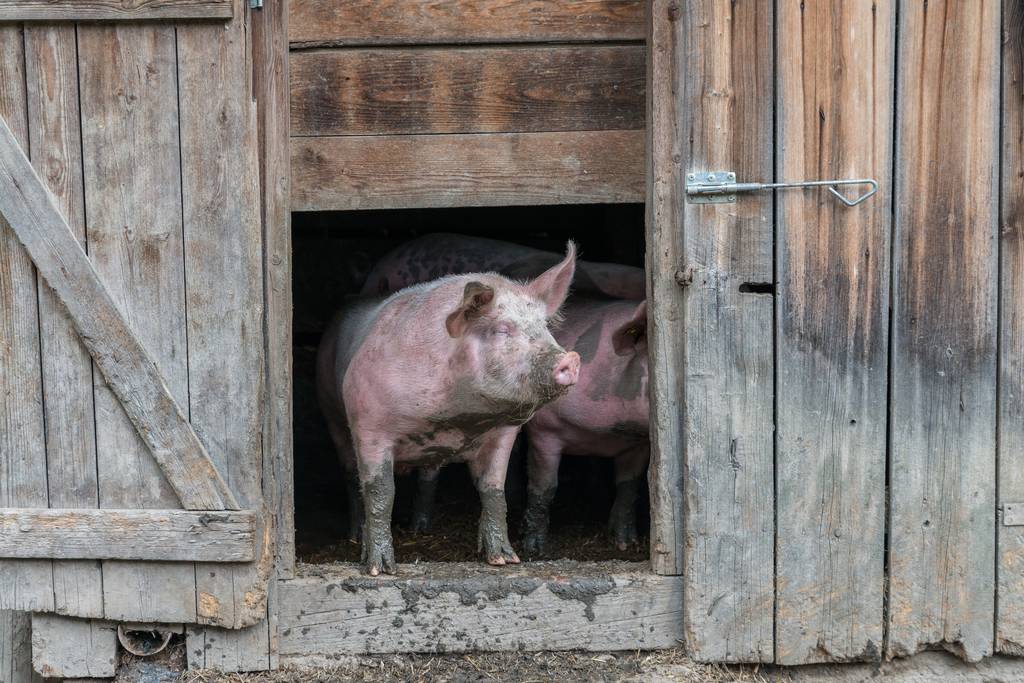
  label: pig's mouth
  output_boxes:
[526,350,575,404]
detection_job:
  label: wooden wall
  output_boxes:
[288,0,646,211]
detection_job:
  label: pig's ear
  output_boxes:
[446,281,496,337]
[611,300,648,356]
[527,241,577,316]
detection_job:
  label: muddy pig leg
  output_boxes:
[410,466,440,534]
[468,427,521,566]
[327,421,364,542]
[608,443,648,551]
[521,433,562,556]
[354,433,397,576]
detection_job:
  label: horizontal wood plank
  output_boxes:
[0,0,232,21]
[0,115,238,512]
[279,562,681,655]
[289,0,644,47]
[291,130,644,211]
[290,46,645,136]
[0,509,256,562]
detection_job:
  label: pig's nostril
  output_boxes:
[553,352,581,386]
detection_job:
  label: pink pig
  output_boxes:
[316,245,581,575]
[521,298,649,553]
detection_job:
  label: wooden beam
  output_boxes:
[289,0,644,47]
[290,46,645,136]
[0,509,256,562]
[278,564,683,656]
[0,0,232,22]
[0,115,239,512]
[888,0,1000,663]
[291,130,644,211]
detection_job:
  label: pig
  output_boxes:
[520,298,649,553]
[361,233,645,300]
[316,244,581,575]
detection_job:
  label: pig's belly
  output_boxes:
[392,428,486,470]
[555,420,649,458]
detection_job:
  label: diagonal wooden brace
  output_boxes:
[0,115,238,511]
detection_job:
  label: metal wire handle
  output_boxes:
[686,172,879,207]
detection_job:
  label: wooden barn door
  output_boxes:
[0,0,276,671]
[648,0,1013,665]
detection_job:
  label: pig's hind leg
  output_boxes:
[326,421,364,543]
[353,432,397,576]
[521,435,562,556]
[468,428,521,566]
[409,466,440,533]
[608,444,648,551]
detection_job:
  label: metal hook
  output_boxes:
[686,172,879,208]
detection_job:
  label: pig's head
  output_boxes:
[609,300,650,422]
[444,243,581,420]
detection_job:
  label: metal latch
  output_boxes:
[686,171,878,207]
[249,0,263,8]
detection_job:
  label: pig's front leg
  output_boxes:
[608,443,648,551]
[410,466,440,534]
[521,435,562,555]
[354,434,397,576]
[468,427,521,566]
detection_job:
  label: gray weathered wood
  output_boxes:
[0,23,54,615]
[887,0,1001,663]
[998,0,1024,656]
[774,0,894,665]
[254,0,294,581]
[177,0,271,634]
[290,46,645,136]
[186,622,273,673]
[289,0,644,47]
[652,0,775,662]
[0,0,232,21]
[291,130,644,211]
[0,611,41,683]
[76,22,199,624]
[0,509,256,561]
[30,615,116,680]
[644,0,684,580]
[24,23,104,621]
[278,563,683,656]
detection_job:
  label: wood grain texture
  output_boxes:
[290,46,645,136]
[24,24,104,621]
[76,23,199,624]
[253,0,294,581]
[186,622,273,673]
[291,130,644,211]
[644,0,684,580]
[0,611,41,683]
[0,23,54,615]
[887,0,1001,662]
[0,509,256,561]
[30,615,116,679]
[177,0,272,633]
[278,564,682,655]
[662,0,775,662]
[289,0,644,46]
[998,0,1024,656]
[774,0,894,664]
[0,0,232,21]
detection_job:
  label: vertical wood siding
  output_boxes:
[887,0,1001,662]
[774,0,895,664]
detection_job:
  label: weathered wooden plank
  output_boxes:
[774,0,894,665]
[644,0,684,580]
[0,509,256,561]
[76,23,199,624]
[30,615,116,680]
[253,0,294,581]
[0,611,41,683]
[0,0,232,21]
[278,563,682,656]
[291,130,644,211]
[24,23,104,621]
[290,46,645,136]
[289,0,644,46]
[0,23,53,615]
[654,0,775,662]
[186,622,272,673]
[887,0,1001,663]
[998,0,1024,656]
[177,0,271,633]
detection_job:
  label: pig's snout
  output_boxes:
[553,351,581,387]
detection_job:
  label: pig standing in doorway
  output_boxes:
[316,245,581,575]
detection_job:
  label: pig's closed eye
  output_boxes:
[493,323,515,336]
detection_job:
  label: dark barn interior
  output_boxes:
[291,203,650,565]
